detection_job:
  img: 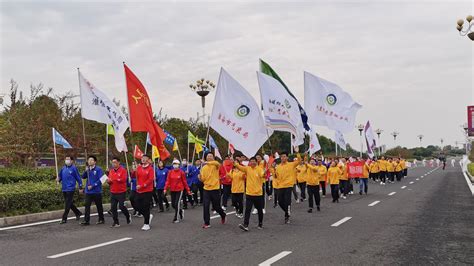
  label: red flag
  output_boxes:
[134,145,144,160]
[124,64,169,160]
[228,143,235,155]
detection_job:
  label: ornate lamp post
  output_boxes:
[417,134,424,147]
[375,128,383,156]
[391,131,399,147]
[189,78,215,124]
[357,124,365,158]
[440,138,444,150]
[456,15,474,41]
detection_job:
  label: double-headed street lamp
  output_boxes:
[375,128,383,156]
[391,131,399,147]
[456,15,474,41]
[417,134,424,147]
[440,138,444,150]
[357,124,365,158]
[189,78,215,124]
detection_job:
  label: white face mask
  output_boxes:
[173,164,179,169]
[182,161,187,166]
[65,159,71,166]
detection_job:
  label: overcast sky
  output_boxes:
[1,0,473,150]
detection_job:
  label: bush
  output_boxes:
[0,168,57,184]
[468,163,474,177]
[0,181,112,217]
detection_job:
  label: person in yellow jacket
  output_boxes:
[387,158,395,183]
[199,153,226,228]
[400,157,407,177]
[296,161,307,202]
[226,167,245,218]
[327,161,342,203]
[305,158,324,212]
[394,158,403,181]
[269,163,278,208]
[254,154,267,215]
[234,157,266,231]
[378,156,388,185]
[274,150,301,224]
[359,158,370,195]
[318,159,328,197]
[369,159,380,182]
[338,158,349,199]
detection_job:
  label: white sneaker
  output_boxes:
[149,214,154,225]
[268,195,273,200]
[213,211,217,214]
[141,224,150,231]
[262,209,266,214]
[380,182,383,185]
[252,209,258,215]
[342,196,347,199]
[296,199,300,203]
[222,206,227,211]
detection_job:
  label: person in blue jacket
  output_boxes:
[195,159,204,205]
[80,155,105,225]
[181,159,196,209]
[186,160,200,207]
[154,160,170,212]
[57,156,83,224]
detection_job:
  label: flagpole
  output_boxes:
[124,151,131,184]
[335,142,338,157]
[77,68,89,162]
[176,141,183,162]
[290,134,294,154]
[203,115,211,159]
[52,128,59,181]
[106,125,109,170]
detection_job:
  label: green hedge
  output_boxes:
[0,181,112,217]
[0,168,57,184]
[468,163,474,177]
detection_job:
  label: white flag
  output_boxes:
[304,71,362,134]
[335,131,347,151]
[364,121,377,158]
[79,71,129,152]
[209,68,269,158]
[257,72,305,145]
[307,127,321,155]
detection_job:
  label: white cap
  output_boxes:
[172,159,180,165]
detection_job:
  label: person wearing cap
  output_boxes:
[131,155,155,231]
[164,159,191,223]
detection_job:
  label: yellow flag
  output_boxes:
[107,124,115,136]
[152,145,160,160]
[195,143,203,154]
[172,140,178,151]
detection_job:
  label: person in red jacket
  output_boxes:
[164,159,191,223]
[132,154,155,231]
[107,157,131,228]
[219,156,233,210]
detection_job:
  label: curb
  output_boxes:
[462,171,474,196]
[0,201,132,228]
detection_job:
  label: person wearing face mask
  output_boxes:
[164,160,191,223]
[132,155,155,231]
[154,160,170,212]
[219,156,233,211]
[274,148,301,224]
[234,157,266,231]
[80,156,105,226]
[106,157,131,228]
[57,156,83,224]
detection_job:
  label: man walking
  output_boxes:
[81,156,105,225]
[57,156,83,224]
[107,157,131,228]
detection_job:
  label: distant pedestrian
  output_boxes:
[57,156,83,224]
[154,160,170,212]
[107,157,131,228]
[80,156,105,226]
[132,155,155,231]
[328,161,342,203]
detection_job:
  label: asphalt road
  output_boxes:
[1,164,473,265]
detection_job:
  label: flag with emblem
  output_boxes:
[152,145,160,161]
[134,145,144,159]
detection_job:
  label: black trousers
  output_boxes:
[319,181,326,196]
[298,182,307,200]
[171,191,183,220]
[396,171,402,181]
[265,180,273,196]
[388,172,395,182]
[156,188,169,211]
[379,171,387,183]
[221,184,232,207]
[84,193,104,223]
[243,195,263,227]
[152,188,159,206]
[136,192,152,224]
[110,192,130,224]
[339,180,349,196]
[403,169,408,177]
[62,191,81,221]
[277,187,292,218]
[197,183,204,204]
[232,193,244,214]
[129,190,140,214]
[370,173,378,182]
[330,184,339,202]
[190,183,199,204]
[273,188,279,206]
[307,185,320,208]
[203,189,225,225]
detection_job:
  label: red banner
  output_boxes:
[468,106,474,137]
[347,161,364,178]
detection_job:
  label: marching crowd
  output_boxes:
[56,150,410,232]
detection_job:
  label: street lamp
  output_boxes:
[375,129,383,156]
[417,134,424,147]
[456,15,474,41]
[189,78,215,124]
[391,131,399,147]
[440,138,444,149]
[357,124,365,158]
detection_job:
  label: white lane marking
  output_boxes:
[388,192,396,196]
[416,178,419,181]
[401,186,407,189]
[409,181,414,184]
[331,217,352,227]
[47,237,132,258]
[0,208,134,231]
[211,211,236,219]
[259,251,292,266]
[368,201,380,207]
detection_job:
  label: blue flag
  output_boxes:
[209,135,218,150]
[146,132,152,145]
[163,130,176,146]
[52,128,72,149]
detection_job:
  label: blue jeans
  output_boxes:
[359,178,368,194]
